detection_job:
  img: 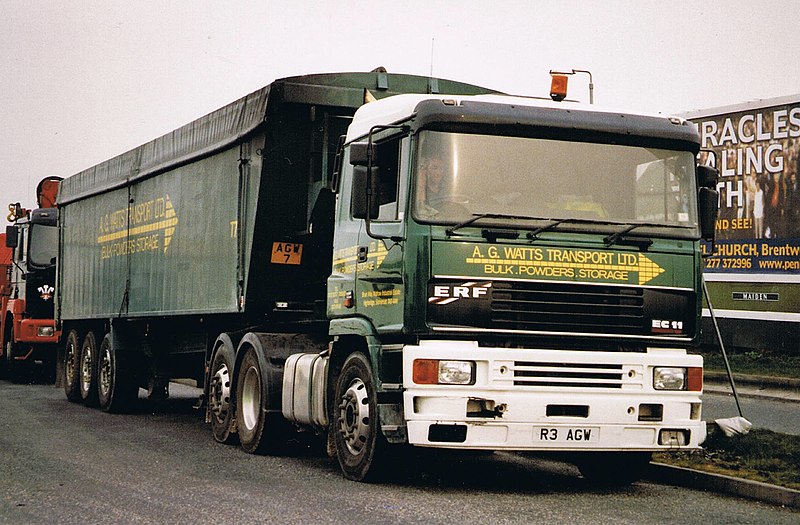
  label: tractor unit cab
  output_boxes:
[6,206,59,316]
[317,92,719,481]
[1,176,61,379]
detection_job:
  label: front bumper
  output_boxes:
[401,340,706,451]
[17,318,60,345]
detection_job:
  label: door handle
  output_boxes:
[357,245,368,263]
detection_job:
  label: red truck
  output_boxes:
[0,177,61,381]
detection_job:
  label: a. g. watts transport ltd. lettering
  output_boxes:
[97,195,179,259]
[465,245,665,285]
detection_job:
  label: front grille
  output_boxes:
[491,281,644,334]
[427,279,695,339]
[513,361,628,388]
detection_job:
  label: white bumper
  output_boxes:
[401,341,706,451]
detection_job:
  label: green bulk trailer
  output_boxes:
[56,71,497,408]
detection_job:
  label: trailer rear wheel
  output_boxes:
[209,342,236,444]
[333,352,386,482]
[575,451,652,485]
[63,330,82,402]
[79,332,100,407]
[235,347,291,454]
[97,333,138,412]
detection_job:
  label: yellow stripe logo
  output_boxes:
[97,195,179,259]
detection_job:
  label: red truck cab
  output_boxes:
[0,177,61,381]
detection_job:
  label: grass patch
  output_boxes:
[701,349,800,379]
[655,427,800,490]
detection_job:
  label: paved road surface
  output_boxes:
[1,381,798,524]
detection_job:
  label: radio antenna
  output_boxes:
[429,38,435,77]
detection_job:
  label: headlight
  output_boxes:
[654,366,703,391]
[413,359,475,385]
[653,367,687,390]
[37,326,55,337]
[653,367,686,390]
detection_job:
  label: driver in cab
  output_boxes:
[416,157,468,219]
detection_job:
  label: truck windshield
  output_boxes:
[28,224,58,268]
[412,131,698,233]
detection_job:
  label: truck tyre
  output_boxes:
[3,338,16,381]
[97,333,138,413]
[4,325,26,383]
[575,451,652,485]
[235,346,291,454]
[333,352,386,482]
[209,341,236,444]
[79,331,100,407]
[0,338,10,380]
[0,329,7,379]
[63,330,82,402]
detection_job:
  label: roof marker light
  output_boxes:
[549,74,569,102]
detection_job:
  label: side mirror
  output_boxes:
[349,142,374,167]
[30,208,58,226]
[5,225,18,248]
[697,165,718,189]
[698,187,719,241]
[351,166,380,220]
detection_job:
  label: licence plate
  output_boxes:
[534,427,600,442]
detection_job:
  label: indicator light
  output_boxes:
[413,359,475,385]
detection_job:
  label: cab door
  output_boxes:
[352,135,409,331]
[329,134,409,331]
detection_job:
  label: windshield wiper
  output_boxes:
[525,217,605,240]
[445,213,542,237]
[446,215,655,246]
[526,218,570,240]
[603,224,653,248]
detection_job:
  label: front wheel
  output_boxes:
[0,333,7,379]
[1,338,13,381]
[333,352,386,482]
[4,326,25,383]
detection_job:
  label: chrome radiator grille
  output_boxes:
[512,361,630,388]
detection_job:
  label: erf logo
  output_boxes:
[651,319,684,334]
[429,282,492,305]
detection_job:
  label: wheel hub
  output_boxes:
[65,341,77,384]
[337,378,370,455]
[240,366,261,432]
[81,347,93,393]
[98,347,111,397]
[210,363,231,420]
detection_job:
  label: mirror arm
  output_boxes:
[362,124,408,243]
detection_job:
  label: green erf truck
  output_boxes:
[57,71,718,482]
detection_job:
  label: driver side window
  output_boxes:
[374,137,402,222]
